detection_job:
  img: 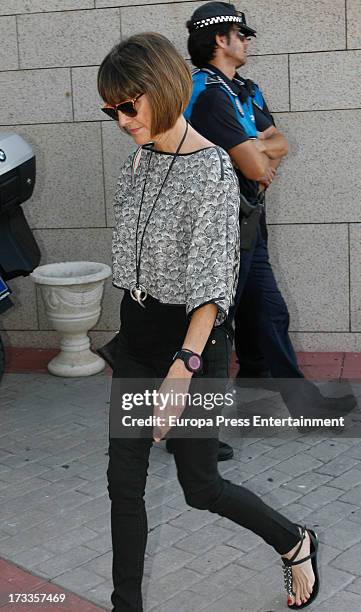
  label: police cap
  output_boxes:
[187,2,257,37]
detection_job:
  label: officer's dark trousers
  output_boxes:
[233,225,303,379]
[108,292,301,612]
[230,225,333,418]
[235,227,303,378]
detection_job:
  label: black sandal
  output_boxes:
[281,525,319,609]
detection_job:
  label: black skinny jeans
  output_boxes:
[107,292,301,612]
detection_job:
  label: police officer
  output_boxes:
[184,2,356,424]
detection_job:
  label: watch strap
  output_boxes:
[173,349,203,373]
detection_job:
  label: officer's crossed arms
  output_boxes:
[229,117,288,190]
[257,125,288,189]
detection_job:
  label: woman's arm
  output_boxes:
[185,149,240,326]
[153,303,217,441]
[167,303,218,379]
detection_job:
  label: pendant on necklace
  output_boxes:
[130,285,147,307]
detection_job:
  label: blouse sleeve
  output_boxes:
[185,148,240,325]
[112,151,134,260]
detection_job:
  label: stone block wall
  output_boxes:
[0,0,360,350]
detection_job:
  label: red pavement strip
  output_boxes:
[3,347,361,379]
[230,350,360,379]
[4,348,112,376]
[0,559,106,611]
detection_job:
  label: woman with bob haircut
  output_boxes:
[98,32,318,612]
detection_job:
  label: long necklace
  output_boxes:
[130,121,189,307]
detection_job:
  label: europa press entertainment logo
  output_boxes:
[0,149,6,162]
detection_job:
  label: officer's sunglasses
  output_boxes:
[236,30,251,42]
[101,93,143,120]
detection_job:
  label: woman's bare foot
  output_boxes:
[282,528,315,607]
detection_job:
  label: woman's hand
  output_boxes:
[153,360,193,442]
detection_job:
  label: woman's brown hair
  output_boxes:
[98,32,192,137]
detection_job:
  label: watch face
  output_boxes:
[188,354,201,371]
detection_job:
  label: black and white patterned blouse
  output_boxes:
[112,145,240,325]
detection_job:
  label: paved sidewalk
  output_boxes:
[1,365,361,611]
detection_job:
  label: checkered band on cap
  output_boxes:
[191,15,243,29]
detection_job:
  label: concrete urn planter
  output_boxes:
[31,261,111,377]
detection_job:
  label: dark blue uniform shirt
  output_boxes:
[188,64,274,203]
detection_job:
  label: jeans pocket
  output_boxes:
[202,326,231,378]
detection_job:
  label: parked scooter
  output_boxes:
[0,132,41,381]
